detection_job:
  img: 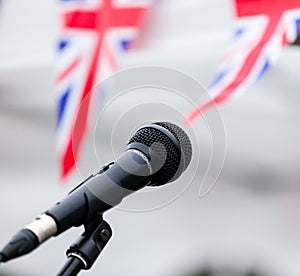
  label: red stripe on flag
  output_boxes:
[57,56,81,83]
[209,15,282,102]
[60,36,103,179]
[64,11,99,30]
[186,12,285,124]
[64,8,146,30]
[235,0,300,17]
[103,43,118,71]
[59,0,149,179]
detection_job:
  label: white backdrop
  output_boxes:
[0,0,300,275]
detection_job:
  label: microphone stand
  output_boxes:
[57,217,112,276]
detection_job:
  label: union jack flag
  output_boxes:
[186,0,300,123]
[57,0,152,180]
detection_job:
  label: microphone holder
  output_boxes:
[57,217,112,276]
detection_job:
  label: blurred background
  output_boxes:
[1,0,300,275]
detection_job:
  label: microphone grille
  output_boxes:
[154,122,192,172]
[128,122,192,186]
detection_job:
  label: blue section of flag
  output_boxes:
[57,86,72,128]
[234,27,245,39]
[256,59,270,81]
[120,39,132,51]
[209,68,229,90]
[58,39,70,52]
[296,18,300,32]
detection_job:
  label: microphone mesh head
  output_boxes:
[128,122,192,186]
[154,122,192,172]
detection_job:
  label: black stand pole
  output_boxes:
[57,257,85,276]
[57,218,112,276]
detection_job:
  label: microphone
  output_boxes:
[0,121,192,263]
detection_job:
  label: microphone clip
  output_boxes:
[57,217,112,276]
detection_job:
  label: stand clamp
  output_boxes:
[57,218,112,276]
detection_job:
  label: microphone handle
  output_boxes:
[48,149,152,235]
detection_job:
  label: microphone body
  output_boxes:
[0,122,192,263]
[46,149,153,236]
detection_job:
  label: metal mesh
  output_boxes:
[155,122,192,171]
[128,122,192,186]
